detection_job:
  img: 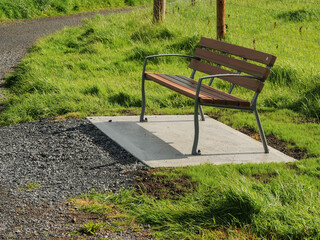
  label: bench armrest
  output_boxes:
[142,54,199,76]
[145,54,196,60]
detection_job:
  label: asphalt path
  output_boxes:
[0,7,135,98]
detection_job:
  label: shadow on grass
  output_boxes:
[170,189,260,230]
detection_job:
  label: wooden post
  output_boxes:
[153,0,166,23]
[216,0,225,39]
[191,0,196,6]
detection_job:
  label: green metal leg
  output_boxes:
[140,76,147,122]
[192,100,201,155]
[253,108,269,153]
[199,105,205,121]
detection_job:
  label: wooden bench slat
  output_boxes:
[145,72,251,107]
[162,74,241,103]
[189,59,265,93]
[175,75,250,106]
[145,73,213,101]
[194,48,270,80]
[199,37,277,66]
[174,75,248,103]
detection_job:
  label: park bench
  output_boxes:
[140,37,277,155]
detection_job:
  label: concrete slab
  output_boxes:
[88,115,295,167]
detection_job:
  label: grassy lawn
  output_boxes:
[71,160,320,239]
[0,0,151,20]
[1,0,319,238]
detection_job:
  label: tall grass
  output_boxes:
[0,0,151,20]
[75,159,320,239]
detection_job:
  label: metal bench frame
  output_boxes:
[139,38,276,155]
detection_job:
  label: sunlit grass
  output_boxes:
[0,0,151,20]
[71,158,320,239]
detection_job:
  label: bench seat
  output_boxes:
[145,73,251,107]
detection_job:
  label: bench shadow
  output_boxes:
[91,120,186,161]
[64,119,149,167]
[65,119,185,168]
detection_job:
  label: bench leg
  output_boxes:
[192,100,201,155]
[253,108,269,153]
[190,70,205,121]
[199,106,205,121]
[140,76,147,122]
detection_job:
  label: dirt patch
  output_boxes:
[237,127,313,160]
[132,169,197,200]
[285,163,300,171]
[208,110,317,160]
[119,109,138,115]
[251,172,278,183]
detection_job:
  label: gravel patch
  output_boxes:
[0,118,149,239]
[0,7,151,239]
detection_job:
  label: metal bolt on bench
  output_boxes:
[140,37,277,155]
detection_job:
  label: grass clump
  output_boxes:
[17,182,41,191]
[71,160,320,239]
[277,8,320,22]
[78,221,105,235]
[75,220,125,236]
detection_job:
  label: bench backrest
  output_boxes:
[189,37,277,93]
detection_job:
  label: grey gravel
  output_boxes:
[0,7,151,239]
[0,118,149,239]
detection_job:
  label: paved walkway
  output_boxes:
[88,115,295,167]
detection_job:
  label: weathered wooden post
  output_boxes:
[216,0,225,39]
[153,0,166,23]
[191,0,196,6]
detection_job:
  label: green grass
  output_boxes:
[216,109,320,157]
[17,182,41,191]
[76,221,121,235]
[73,159,320,239]
[0,0,151,20]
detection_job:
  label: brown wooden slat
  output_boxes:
[175,75,250,106]
[199,37,277,66]
[189,59,265,93]
[179,75,250,106]
[145,73,212,102]
[160,74,243,105]
[194,48,270,80]
[145,73,250,107]
[173,75,248,103]
[158,74,230,101]
[162,73,250,106]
